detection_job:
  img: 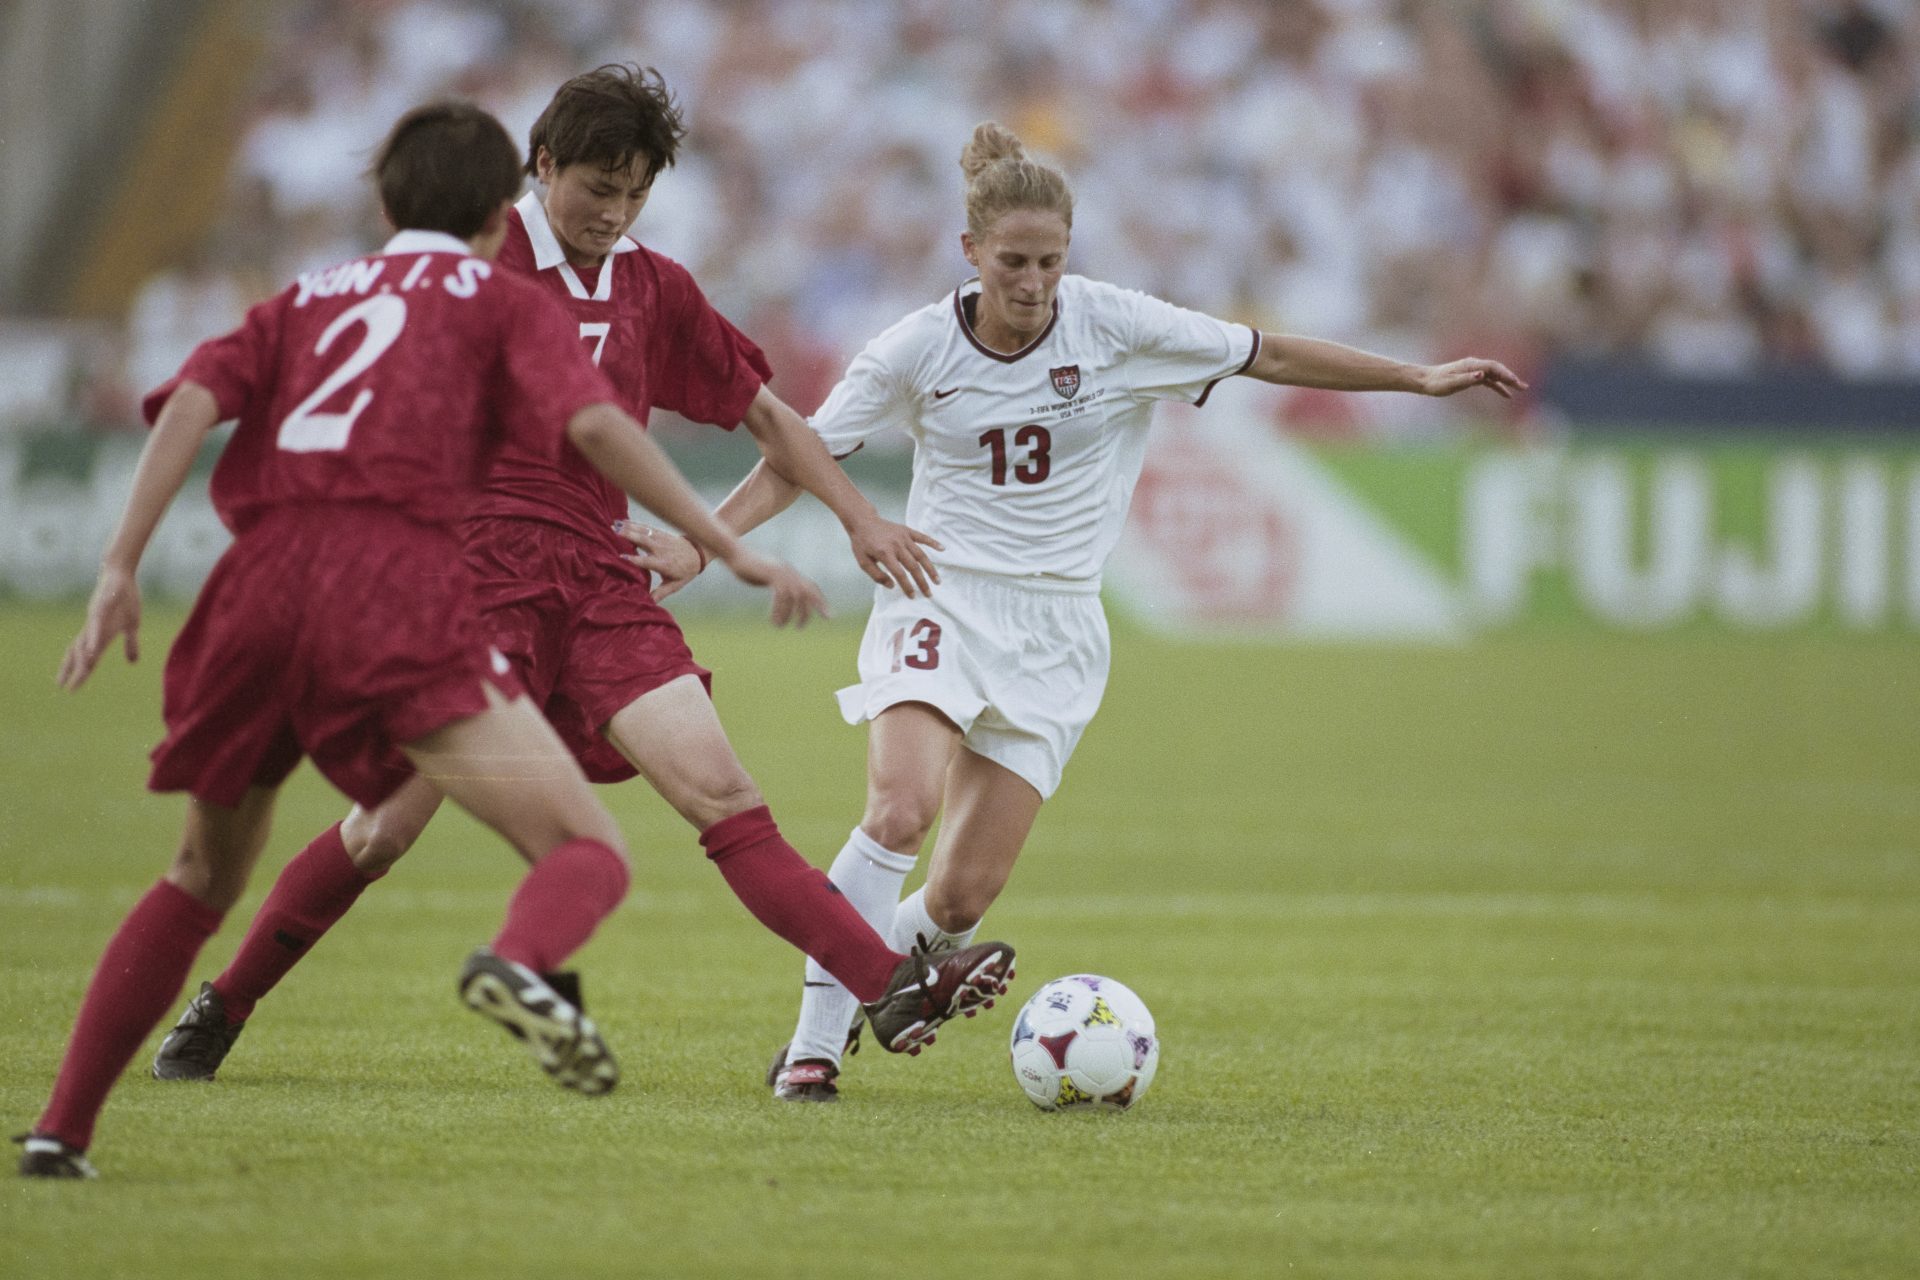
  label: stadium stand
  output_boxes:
[4,0,1917,435]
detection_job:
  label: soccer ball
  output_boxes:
[1008,974,1159,1111]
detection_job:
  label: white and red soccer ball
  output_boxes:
[1009,974,1159,1111]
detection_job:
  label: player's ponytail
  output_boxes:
[960,122,1073,240]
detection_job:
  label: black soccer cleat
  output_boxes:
[14,1133,98,1180]
[458,948,617,1096]
[862,941,1015,1055]
[152,982,246,1081]
[542,970,584,1013]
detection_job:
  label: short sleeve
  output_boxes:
[810,335,914,459]
[493,284,620,458]
[651,264,772,427]
[142,296,280,426]
[1122,290,1260,406]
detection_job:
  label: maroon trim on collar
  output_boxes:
[953,282,1060,364]
[1194,326,1263,408]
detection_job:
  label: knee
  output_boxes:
[860,790,941,857]
[165,841,247,915]
[924,862,1008,935]
[578,825,629,864]
[341,810,419,876]
[676,769,764,831]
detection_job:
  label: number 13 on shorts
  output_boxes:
[886,619,942,672]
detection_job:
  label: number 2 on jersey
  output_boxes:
[979,425,1052,485]
[277,295,407,453]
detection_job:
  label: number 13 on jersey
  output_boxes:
[979,425,1051,485]
[886,619,942,671]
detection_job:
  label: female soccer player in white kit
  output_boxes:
[658,122,1525,1100]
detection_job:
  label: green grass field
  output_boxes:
[2,603,1916,1278]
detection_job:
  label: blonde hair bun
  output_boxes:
[959,121,1027,183]
[959,121,1074,238]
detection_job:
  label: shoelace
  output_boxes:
[907,937,961,1011]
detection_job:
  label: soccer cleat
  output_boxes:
[764,1021,864,1103]
[457,948,618,1096]
[766,1049,841,1103]
[542,970,584,1013]
[862,941,1015,1055]
[152,982,246,1081]
[14,1133,98,1180]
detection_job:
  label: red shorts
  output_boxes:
[463,517,708,783]
[149,507,522,810]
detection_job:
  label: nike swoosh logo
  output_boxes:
[803,981,838,989]
[932,387,961,400]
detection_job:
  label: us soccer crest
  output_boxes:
[1049,364,1081,400]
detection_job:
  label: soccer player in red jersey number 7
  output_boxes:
[654,122,1527,1102]
[146,66,1014,1090]
[15,101,843,1179]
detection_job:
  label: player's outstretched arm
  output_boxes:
[632,457,802,602]
[1246,333,1527,399]
[737,386,941,598]
[565,403,829,627]
[58,382,222,691]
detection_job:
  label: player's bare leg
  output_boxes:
[403,692,619,857]
[405,690,629,1094]
[167,788,282,912]
[829,748,1030,1062]
[778,703,965,1098]
[605,675,909,1001]
[915,748,1043,939]
[858,702,964,856]
[609,678,1008,1073]
[604,673,766,829]
[24,787,279,1175]
[340,776,447,874]
[154,775,449,1081]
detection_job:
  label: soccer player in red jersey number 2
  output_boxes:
[143,67,1014,1093]
[15,101,850,1179]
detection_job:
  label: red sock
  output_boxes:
[491,838,630,973]
[37,880,223,1151]
[700,806,904,1003]
[211,823,379,1022]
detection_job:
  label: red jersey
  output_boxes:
[144,230,618,535]
[465,193,773,543]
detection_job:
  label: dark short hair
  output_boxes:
[372,101,522,239]
[526,64,686,184]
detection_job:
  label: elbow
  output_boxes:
[155,381,225,438]
[566,403,619,453]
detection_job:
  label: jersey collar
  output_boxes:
[516,190,640,302]
[953,278,1060,364]
[380,229,472,257]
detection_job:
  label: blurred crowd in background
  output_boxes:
[112,0,1920,437]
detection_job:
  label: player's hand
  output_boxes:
[615,520,705,599]
[58,564,141,691]
[1419,358,1527,399]
[846,513,942,598]
[721,547,830,628]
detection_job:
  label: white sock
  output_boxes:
[889,885,978,955]
[788,828,916,1066]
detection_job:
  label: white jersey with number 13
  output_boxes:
[810,273,1260,585]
